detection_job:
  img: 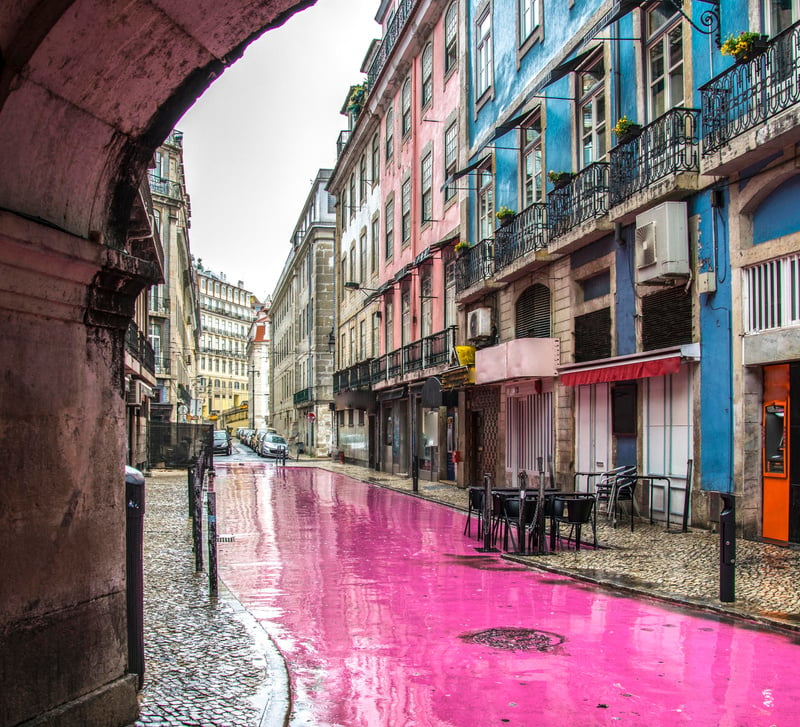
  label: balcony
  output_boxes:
[547,162,612,254]
[701,22,800,176]
[475,337,560,384]
[150,296,169,315]
[155,356,171,375]
[493,203,550,281]
[148,172,183,199]
[609,107,701,221]
[366,0,419,89]
[370,327,457,386]
[455,238,501,301]
[293,388,311,405]
[334,360,373,393]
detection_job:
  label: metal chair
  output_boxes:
[464,486,485,539]
[611,469,638,531]
[553,494,597,550]
[498,494,539,552]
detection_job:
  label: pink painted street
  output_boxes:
[216,465,800,726]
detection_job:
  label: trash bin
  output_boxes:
[125,465,146,687]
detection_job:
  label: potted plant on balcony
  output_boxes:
[612,115,643,144]
[547,170,573,190]
[721,31,769,64]
[454,240,472,254]
[495,206,516,226]
[346,84,366,117]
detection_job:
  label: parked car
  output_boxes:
[259,433,288,459]
[212,430,232,456]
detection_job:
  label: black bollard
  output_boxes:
[719,493,736,602]
[193,468,203,572]
[518,470,528,554]
[477,472,498,552]
[207,490,218,597]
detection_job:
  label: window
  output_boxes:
[359,320,366,360]
[349,243,356,282]
[515,284,551,337]
[444,258,457,328]
[445,2,458,73]
[359,230,367,282]
[476,9,493,99]
[444,121,458,202]
[371,217,380,274]
[421,43,433,108]
[420,274,433,337]
[477,163,494,240]
[372,312,381,357]
[401,289,411,346]
[764,0,798,35]
[521,113,543,206]
[421,152,433,224]
[385,198,394,260]
[359,155,368,199]
[385,106,394,163]
[349,173,357,217]
[401,178,412,245]
[579,55,607,167]
[646,4,684,119]
[371,133,380,187]
[401,77,412,137]
[519,0,541,43]
[385,299,394,351]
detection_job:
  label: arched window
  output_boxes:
[515,284,551,338]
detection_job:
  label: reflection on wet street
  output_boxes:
[217,465,800,726]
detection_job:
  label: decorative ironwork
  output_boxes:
[665,0,721,48]
[368,328,456,384]
[147,172,182,199]
[494,203,548,273]
[701,22,800,155]
[455,237,494,292]
[367,0,420,89]
[293,388,311,405]
[336,129,351,157]
[609,107,700,206]
[547,162,609,239]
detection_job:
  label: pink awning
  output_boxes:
[560,355,681,386]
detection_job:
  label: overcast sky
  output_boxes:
[178,0,379,301]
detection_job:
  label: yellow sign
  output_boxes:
[455,346,476,366]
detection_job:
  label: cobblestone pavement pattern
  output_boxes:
[135,472,284,727]
[137,456,800,726]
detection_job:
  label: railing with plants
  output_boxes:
[547,162,609,239]
[455,237,494,292]
[701,22,800,154]
[367,0,420,89]
[493,203,548,272]
[609,107,700,206]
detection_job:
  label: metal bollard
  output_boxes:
[477,472,498,552]
[518,470,528,554]
[207,490,218,597]
[193,468,203,572]
[125,466,146,687]
[719,493,736,602]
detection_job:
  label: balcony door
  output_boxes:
[764,0,798,35]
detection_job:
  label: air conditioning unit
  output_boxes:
[126,381,141,405]
[467,307,492,340]
[634,201,690,285]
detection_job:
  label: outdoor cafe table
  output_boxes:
[491,488,563,553]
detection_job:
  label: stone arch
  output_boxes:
[0,3,314,725]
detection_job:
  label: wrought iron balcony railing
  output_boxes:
[148,172,183,199]
[155,356,171,375]
[547,162,609,239]
[149,295,169,314]
[294,388,311,405]
[334,361,373,393]
[609,108,700,206]
[337,129,351,157]
[125,322,156,373]
[701,22,800,154]
[493,203,548,273]
[455,237,494,292]
[367,0,419,89]
[370,327,457,385]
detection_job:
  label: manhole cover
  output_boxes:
[462,627,564,652]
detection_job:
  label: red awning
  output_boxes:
[560,355,681,386]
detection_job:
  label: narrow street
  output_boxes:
[214,461,800,727]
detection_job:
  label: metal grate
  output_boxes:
[216,535,235,543]
[641,286,692,350]
[462,627,564,652]
[574,308,611,362]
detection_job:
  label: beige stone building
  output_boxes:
[147,130,200,423]
[270,170,336,455]
[194,265,257,428]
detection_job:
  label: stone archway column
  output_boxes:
[0,211,157,727]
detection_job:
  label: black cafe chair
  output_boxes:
[611,470,638,531]
[553,495,597,550]
[499,495,539,552]
[464,486,485,539]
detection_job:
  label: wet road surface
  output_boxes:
[216,464,800,726]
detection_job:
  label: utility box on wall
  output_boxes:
[635,201,691,285]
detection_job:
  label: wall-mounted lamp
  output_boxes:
[328,330,335,352]
[344,281,380,293]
